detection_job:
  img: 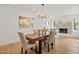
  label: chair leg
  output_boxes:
[30,47,33,50]
[48,44,49,52]
[25,50,27,54]
[51,42,53,49]
[35,46,37,54]
[44,42,46,46]
[21,47,23,54]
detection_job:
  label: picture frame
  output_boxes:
[19,16,34,28]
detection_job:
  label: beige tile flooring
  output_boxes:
[0,37,79,54]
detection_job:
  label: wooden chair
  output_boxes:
[47,29,56,52]
[18,32,37,54]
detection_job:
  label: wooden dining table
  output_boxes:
[25,34,49,54]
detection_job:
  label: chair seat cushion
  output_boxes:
[23,42,36,49]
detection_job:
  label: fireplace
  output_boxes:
[59,28,68,33]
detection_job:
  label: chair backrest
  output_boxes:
[42,29,46,36]
[33,29,39,35]
[48,29,56,43]
[18,32,26,47]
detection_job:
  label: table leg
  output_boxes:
[38,40,42,54]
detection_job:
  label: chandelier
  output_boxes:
[32,4,49,19]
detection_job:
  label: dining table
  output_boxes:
[25,34,49,54]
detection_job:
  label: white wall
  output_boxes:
[0,5,18,45]
[0,5,28,45]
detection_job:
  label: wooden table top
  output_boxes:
[25,34,41,39]
[25,34,49,42]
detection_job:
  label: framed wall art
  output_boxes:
[19,16,34,28]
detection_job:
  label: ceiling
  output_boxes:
[7,4,79,17]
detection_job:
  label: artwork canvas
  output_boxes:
[19,16,34,28]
